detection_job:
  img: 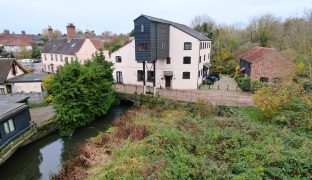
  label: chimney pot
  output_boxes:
[66,23,76,42]
[47,26,53,40]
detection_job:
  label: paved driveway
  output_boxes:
[115,84,254,107]
[201,75,241,91]
[30,106,54,127]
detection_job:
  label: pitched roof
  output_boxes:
[0,59,27,84]
[90,38,104,50]
[137,15,210,41]
[6,73,48,83]
[0,33,33,46]
[241,47,277,63]
[41,38,86,55]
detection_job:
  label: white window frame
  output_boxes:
[4,119,15,134]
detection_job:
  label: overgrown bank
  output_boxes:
[53,100,311,179]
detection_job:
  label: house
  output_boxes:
[240,47,295,82]
[0,96,31,148]
[41,23,109,73]
[110,15,211,91]
[0,59,48,94]
[0,30,41,55]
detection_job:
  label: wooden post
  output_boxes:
[143,61,146,94]
[153,60,156,96]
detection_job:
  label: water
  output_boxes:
[0,104,131,180]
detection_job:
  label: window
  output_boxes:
[60,55,63,62]
[199,56,201,63]
[166,57,171,64]
[182,72,190,79]
[161,42,165,49]
[198,70,200,78]
[200,43,202,49]
[184,42,192,50]
[208,53,210,59]
[138,43,148,51]
[116,56,122,63]
[55,54,58,61]
[4,119,15,134]
[65,57,68,62]
[137,70,144,81]
[260,77,269,83]
[147,71,154,82]
[51,54,53,61]
[44,54,47,61]
[204,55,206,61]
[208,42,211,48]
[141,25,144,32]
[183,56,191,64]
[71,57,74,62]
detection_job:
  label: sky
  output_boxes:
[0,0,311,35]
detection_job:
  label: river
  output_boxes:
[0,103,131,180]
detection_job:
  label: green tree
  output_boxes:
[51,51,115,136]
[32,48,41,58]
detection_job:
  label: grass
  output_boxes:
[238,106,263,121]
[53,101,312,179]
[28,102,48,109]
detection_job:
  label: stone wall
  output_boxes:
[0,92,46,104]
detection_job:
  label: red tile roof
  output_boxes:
[241,47,276,63]
[0,33,33,46]
[90,38,104,51]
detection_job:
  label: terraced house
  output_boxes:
[41,23,108,73]
[111,15,211,91]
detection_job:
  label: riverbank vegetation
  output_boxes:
[47,52,115,136]
[53,98,311,179]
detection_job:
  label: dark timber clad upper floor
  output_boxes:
[134,15,210,63]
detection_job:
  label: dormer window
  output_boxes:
[184,42,192,50]
[141,25,144,32]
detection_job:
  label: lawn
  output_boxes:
[54,100,312,179]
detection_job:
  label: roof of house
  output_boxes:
[0,96,29,103]
[41,38,104,55]
[41,38,85,55]
[0,59,28,84]
[136,15,210,41]
[0,33,34,46]
[240,47,277,63]
[6,73,49,83]
[0,102,29,121]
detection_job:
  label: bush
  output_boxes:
[225,60,238,75]
[195,99,215,118]
[215,105,234,117]
[51,51,115,136]
[237,77,251,91]
[250,80,263,93]
[303,80,312,92]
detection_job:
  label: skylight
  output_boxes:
[71,43,76,47]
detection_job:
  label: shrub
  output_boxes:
[237,77,251,91]
[303,80,312,92]
[195,99,215,118]
[44,94,53,104]
[51,52,115,136]
[225,60,238,75]
[253,84,302,119]
[250,80,264,93]
[215,105,234,117]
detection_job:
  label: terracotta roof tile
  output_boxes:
[241,47,276,63]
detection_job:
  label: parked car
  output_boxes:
[33,59,41,63]
[202,72,220,85]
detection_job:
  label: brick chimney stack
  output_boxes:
[66,23,76,42]
[21,30,26,35]
[47,26,53,40]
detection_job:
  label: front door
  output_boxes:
[116,71,123,84]
[165,76,172,89]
